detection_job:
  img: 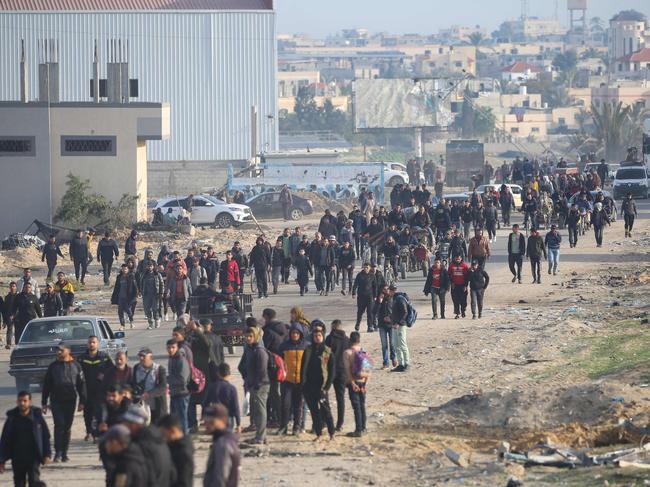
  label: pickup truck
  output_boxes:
[9,316,127,392]
[189,293,253,354]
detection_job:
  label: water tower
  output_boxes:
[568,0,587,32]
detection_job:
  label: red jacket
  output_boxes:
[220,259,241,289]
[448,262,469,286]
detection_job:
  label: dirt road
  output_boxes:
[0,204,649,486]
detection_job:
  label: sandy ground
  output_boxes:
[0,205,649,486]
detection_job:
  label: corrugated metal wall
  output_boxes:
[0,11,278,161]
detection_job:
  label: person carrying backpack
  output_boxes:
[389,284,413,373]
[277,324,306,436]
[343,331,370,437]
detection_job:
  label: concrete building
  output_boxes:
[591,82,650,108]
[501,18,568,40]
[501,62,543,82]
[608,10,649,62]
[0,101,170,235]
[0,0,277,174]
[613,48,650,78]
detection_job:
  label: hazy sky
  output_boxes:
[276,0,650,36]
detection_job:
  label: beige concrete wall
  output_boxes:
[0,105,52,234]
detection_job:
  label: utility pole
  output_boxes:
[521,0,528,20]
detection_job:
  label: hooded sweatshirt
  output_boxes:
[278,324,307,384]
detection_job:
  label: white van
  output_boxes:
[612,164,650,199]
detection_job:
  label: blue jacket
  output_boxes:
[0,406,51,464]
[544,231,562,250]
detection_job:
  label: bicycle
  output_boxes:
[384,260,397,287]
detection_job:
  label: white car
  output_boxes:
[382,162,426,186]
[475,184,524,208]
[154,195,253,228]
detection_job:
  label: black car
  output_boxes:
[9,316,126,392]
[245,192,314,220]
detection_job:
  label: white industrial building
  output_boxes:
[0,0,278,168]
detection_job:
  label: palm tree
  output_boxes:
[468,32,485,47]
[589,101,630,160]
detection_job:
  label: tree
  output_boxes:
[589,17,604,31]
[552,50,578,88]
[55,173,138,227]
[468,32,485,47]
[590,101,631,161]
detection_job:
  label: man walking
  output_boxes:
[111,264,138,330]
[2,282,18,349]
[279,184,293,221]
[424,257,450,319]
[42,343,86,462]
[468,229,491,270]
[140,261,164,330]
[78,335,112,442]
[70,229,89,285]
[507,224,526,284]
[352,263,377,332]
[243,327,270,445]
[249,237,271,299]
[390,284,410,372]
[467,260,489,319]
[343,332,369,437]
[621,193,638,238]
[166,339,191,434]
[544,224,562,275]
[97,231,120,285]
[41,235,64,281]
[325,320,350,431]
[448,255,469,319]
[591,202,611,248]
[12,282,42,344]
[0,391,51,487]
[526,228,546,284]
[566,203,580,248]
[203,404,240,487]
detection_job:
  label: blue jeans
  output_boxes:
[379,326,395,366]
[348,382,366,433]
[170,395,190,434]
[548,249,560,273]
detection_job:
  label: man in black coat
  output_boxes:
[249,238,271,299]
[69,229,89,284]
[203,404,240,487]
[467,260,490,319]
[423,257,450,319]
[97,232,120,285]
[102,424,149,487]
[158,415,195,487]
[12,282,42,343]
[41,234,64,280]
[325,320,350,431]
[78,335,113,441]
[121,406,177,487]
[261,308,287,426]
[111,264,138,330]
[0,391,51,486]
[352,263,377,333]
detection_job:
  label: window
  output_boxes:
[558,117,566,125]
[192,197,212,207]
[61,136,116,156]
[531,127,540,133]
[164,198,186,208]
[20,320,95,343]
[510,127,519,133]
[0,136,35,157]
[455,61,462,67]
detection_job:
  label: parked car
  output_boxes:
[9,316,127,392]
[382,162,423,186]
[612,164,650,199]
[154,194,253,228]
[245,192,314,221]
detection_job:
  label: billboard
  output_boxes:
[353,78,454,130]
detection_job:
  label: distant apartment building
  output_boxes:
[591,82,650,109]
[613,48,650,79]
[412,45,476,76]
[608,10,649,62]
[438,25,488,43]
[501,18,568,40]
